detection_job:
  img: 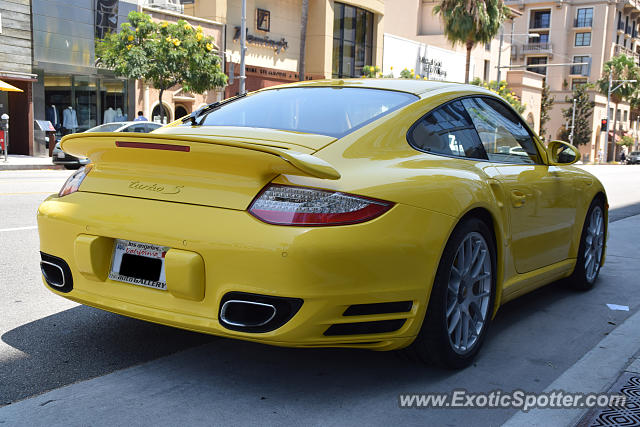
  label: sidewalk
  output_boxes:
[0,155,62,171]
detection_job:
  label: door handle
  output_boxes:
[511,190,527,208]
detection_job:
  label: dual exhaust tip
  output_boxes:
[218,292,303,333]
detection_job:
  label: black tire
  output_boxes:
[568,198,606,291]
[407,217,497,369]
[64,164,81,170]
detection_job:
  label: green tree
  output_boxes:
[620,135,634,149]
[539,81,554,142]
[96,11,227,123]
[470,78,525,114]
[597,54,640,160]
[558,83,594,146]
[434,0,509,83]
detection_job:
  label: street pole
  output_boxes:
[605,73,612,163]
[1,114,8,162]
[239,0,247,95]
[497,28,504,84]
[569,98,576,145]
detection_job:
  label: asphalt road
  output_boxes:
[1,165,640,425]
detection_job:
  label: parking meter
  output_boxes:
[1,113,8,162]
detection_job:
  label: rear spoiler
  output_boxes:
[61,132,341,180]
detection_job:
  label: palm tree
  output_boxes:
[597,54,640,161]
[434,0,509,83]
[298,0,309,81]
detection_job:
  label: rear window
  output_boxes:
[198,87,418,137]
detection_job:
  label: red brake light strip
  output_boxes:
[116,141,190,152]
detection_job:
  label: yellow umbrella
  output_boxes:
[0,79,23,92]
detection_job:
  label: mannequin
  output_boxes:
[104,107,117,123]
[62,106,78,135]
[46,105,60,130]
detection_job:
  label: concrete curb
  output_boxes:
[0,164,64,171]
[502,299,640,427]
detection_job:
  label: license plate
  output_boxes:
[108,239,169,290]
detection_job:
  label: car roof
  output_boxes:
[259,78,487,97]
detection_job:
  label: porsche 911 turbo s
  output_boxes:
[38,79,607,368]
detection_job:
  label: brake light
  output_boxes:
[249,184,393,226]
[58,164,93,197]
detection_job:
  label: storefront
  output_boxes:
[39,73,130,135]
[0,0,35,155]
[0,71,36,156]
[31,0,137,138]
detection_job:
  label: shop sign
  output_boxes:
[234,27,288,54]
[420,57,447,79]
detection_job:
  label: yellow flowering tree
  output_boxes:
[96,11,227,123]
[470,78,525,114]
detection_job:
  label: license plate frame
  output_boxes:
[108,239,169,290]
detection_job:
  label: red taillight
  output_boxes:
[58,164,93,197]
[248,184,393,226]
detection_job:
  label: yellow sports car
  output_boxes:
[38,79,607,368]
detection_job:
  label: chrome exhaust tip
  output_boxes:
[40,252,74,293]
[220,300,277,328]
[218,292,303,333]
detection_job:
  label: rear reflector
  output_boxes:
[324,319,406,336]
[116,141,190,152]
[249,184,393,226]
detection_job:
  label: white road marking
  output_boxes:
[0,226,38,233]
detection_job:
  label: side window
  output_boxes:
[461,97,541,164]
[408,100,488,160]
[146,124,161,132]
[124,124,147,133]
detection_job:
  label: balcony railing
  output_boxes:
[570,64,589,76]
[529,18,550,29]
[522,42,553,54]
[614,44,640,66]
[574,18,593,27]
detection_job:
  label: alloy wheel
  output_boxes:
[445,232,492,355]
[584,205,605,282]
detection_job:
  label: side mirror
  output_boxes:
[546,140,580,165]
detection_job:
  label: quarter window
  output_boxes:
[462,97,541,164]
[408,101,488,160]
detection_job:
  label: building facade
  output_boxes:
[184,0,385,97]
[382,0,517,83]
[507,0,638,162]
[0,0,35,155]
[32,0,139,141]
[382,0,544,133]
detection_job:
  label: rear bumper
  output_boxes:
[37,192,455,350]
